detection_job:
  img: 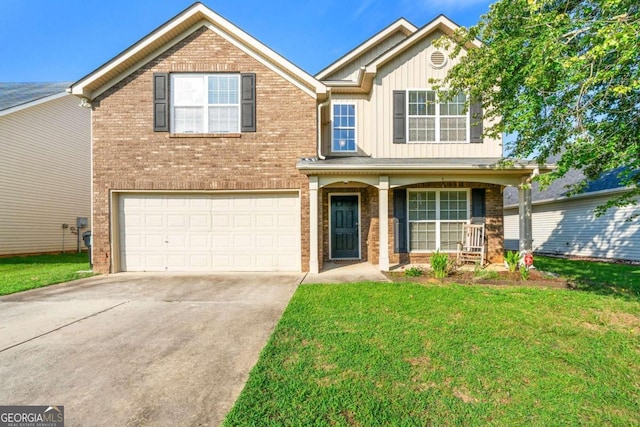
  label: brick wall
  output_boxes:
[317,182,504,270]
[91,27,317,273]
[387,182,504,266]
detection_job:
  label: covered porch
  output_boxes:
[298,158,550,273]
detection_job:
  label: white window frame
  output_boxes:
[170,73,241,134]
[331,102,357,153]
[406,89,470,143]
[407,189,470,252]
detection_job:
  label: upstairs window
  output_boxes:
[171,74,240,134]
[332,103,356,152]
[407,90,468,143]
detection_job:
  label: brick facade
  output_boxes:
[318,182,504,269]
[91,27,317,273]
[389,182,504,266]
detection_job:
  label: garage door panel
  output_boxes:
[145,255,165,270]
[211,214,231,227]
[167,215,186,227]
[167,254,187,269]
[233,234,253,248]
[189,234,209,249]
[144,214,164,228]
[119,193,300,272]
[233,215,252,228]
[166,234,187,249]
[189,214,209,228]
[144,234,165,249]
[256,235,275,248]
[255,215,275,228]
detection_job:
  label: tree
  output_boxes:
[435,0,639,216]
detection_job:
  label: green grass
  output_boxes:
[536,255,640,299]
[0,253,93,296]
[224,282,640,426]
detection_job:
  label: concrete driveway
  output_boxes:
[0,273,301,426]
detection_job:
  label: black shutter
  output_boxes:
[469,99,483,143]
[393,90,406,144]
[471,188,486,224]
[393,188,408,253]
[241,73,256,132]
[153,73,169,132]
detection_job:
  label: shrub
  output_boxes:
[520,264,530,280]
[404,266,424,277]
[504,251,520,273]
[431,250,449,279]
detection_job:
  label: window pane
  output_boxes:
[332,104,356,152]
[440,117,467,142]
[174,107,204,133]
[409,90,436,117]
[173,76,204,105]
[441,191,467,220]
[208,106,239,133]
[408,117,435,142]
[440,222,464,250]
[409,222,436,251]
[408,192,436,221]
[208,75,239,105]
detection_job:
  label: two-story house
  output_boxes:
[71,2,545,274]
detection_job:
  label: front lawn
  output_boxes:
[536,255,640,299]
[224,282,640,426]
[0,253,93,296]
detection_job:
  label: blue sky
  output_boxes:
[0,0,492,82]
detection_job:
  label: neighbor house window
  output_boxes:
[407,90,468,142]
[332,103,356,152]
[171,74,240,133]
[408,190,469,251]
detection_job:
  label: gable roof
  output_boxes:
[70,2,326,100]
[315,18,417,81]
[319,15,480,93]
[365,14,480,74]
[0,82,70,113]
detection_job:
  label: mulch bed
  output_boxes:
[385,268,572,289]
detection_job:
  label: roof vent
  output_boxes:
[429,50,447,69]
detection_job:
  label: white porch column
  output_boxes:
[378,176,390,271]
[518,177,533,253]
[309,176,319,274]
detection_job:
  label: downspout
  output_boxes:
[317,97,330,160]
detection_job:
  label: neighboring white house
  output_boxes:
[0,83,91,255]
[504,167,639,262]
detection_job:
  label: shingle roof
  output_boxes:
[0,82,70,111]
[503,165,628,206]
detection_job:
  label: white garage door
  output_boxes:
[118,193,300,272]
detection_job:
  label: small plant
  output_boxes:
[430,250,449,279]
[520,264,530,280]
[504,251,520,272]
[404,266,424,277]
[475,269,500,280]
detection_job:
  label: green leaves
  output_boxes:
[440,0,639,216]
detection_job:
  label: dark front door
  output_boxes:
[331,195,359,259]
